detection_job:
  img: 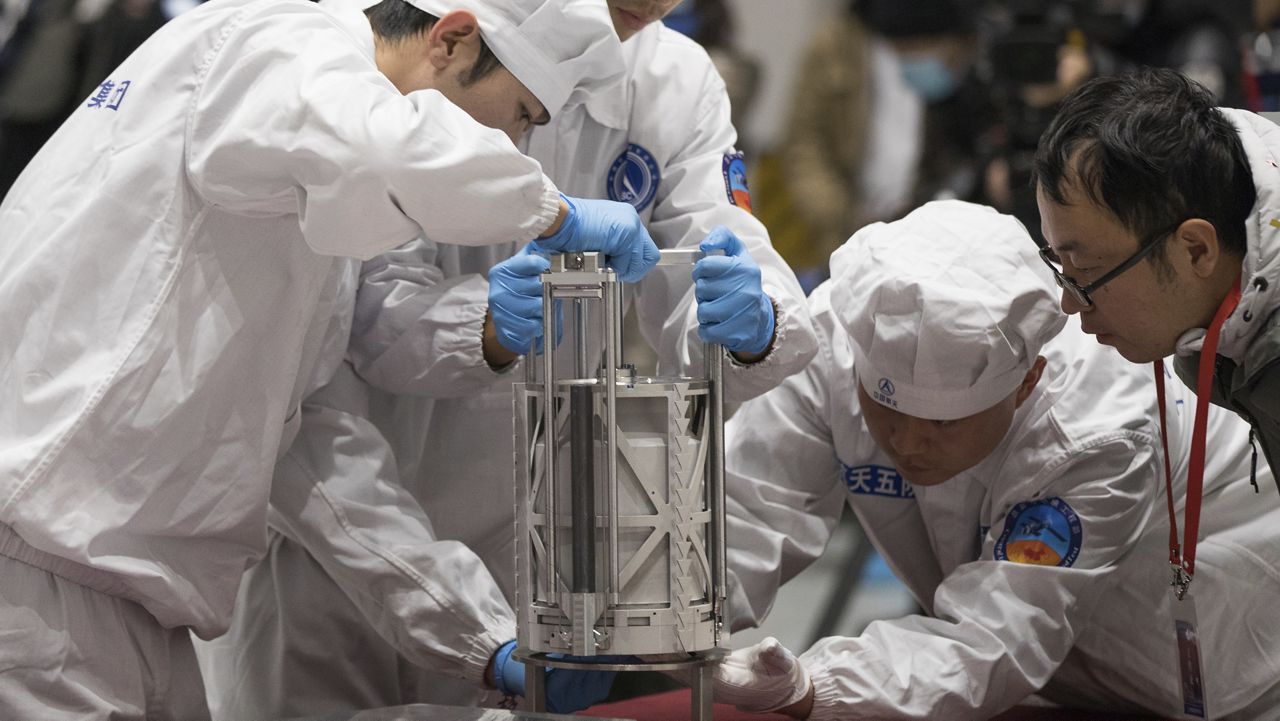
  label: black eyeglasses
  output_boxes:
[1038,221,1184,308]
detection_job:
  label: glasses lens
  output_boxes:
[1066,281,1090,307]
[1040,247,1091,307]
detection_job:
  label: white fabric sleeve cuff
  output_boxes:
[721,291,817,404]
[803,657,855,721]
[531,175,563,240]
[460,616,518,686]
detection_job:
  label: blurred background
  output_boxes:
[704,0,1266,291]
[1,0,1275,660]
[651,0,1269,652]
[4,0,1271,279]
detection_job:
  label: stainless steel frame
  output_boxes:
[513,250,727,720]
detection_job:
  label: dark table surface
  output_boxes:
[578,689,1168,720]
[283,704,628,721]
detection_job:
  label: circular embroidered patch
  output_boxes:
[993,497,1083,567]
[607,143,660,212]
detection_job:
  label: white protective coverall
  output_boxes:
[725,218,1280,718]
[0,0,622,717]
[199,20,819,720]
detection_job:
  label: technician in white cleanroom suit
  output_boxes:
[197,1,819,718]
[714,201,1280,720]
[0,0,660,718]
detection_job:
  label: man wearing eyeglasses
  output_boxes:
[1034,67,1280,498]
[712,201,1280,719]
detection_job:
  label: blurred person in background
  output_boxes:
[977,0,1247,237]
[864,0,1001,216]
[76,0,200,100]
[0,0,200,197]
[1090,0,1248,107]
[1240,0,1280,109]
[662,0,760,144]
[767,0,984,291]
[0,0,29,52]
[0,0,84,196]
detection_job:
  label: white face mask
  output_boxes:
[898,55,959,103]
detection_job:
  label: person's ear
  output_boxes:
[1014,356,1047,407]
[1174,218,1227,280]
[425,10,481,71]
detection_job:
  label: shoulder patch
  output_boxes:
[842,463,914,499]
[722,152,752,213]
[607,143,660,212]
[993,498,1083,567]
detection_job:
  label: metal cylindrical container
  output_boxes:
[516,378,717,655]
[513,249,726,665]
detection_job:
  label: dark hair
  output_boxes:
[1033,67,1255,265]
[851,0,972,38]
[364,0,503,85]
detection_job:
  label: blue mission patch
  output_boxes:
[842,463,914,499]
[721,152,753,212]
[993,497,1083,567]
[607,143,660,212]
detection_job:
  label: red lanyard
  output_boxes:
[1153,277,1241,599]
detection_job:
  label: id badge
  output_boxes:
[1172,594,1209,719]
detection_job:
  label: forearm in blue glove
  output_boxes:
[692,226,776,356]
[488,244,551,356]
[545,662,618,714]
[538,195,661,282]
[491,639,621,714]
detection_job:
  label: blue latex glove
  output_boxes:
[488,244,553,355]
[539,195,661,282]
[544,660,618,714]
[692,226,775,355]
[492,640,622,714]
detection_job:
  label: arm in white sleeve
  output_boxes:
[724,347,846,632]
[186,7,559,260]
[635,63,817,404]
[799,436,1158,720]
[267,364,515,684]
[346,239,514,398]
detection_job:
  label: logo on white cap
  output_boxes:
[873,377,898,408]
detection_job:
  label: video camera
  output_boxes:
[975,0,1136,239]
[983,0,1138,85]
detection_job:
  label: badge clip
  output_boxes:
[1171,564,1191,601]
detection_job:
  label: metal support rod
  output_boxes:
[525,316,538,384]
[542,280,558,606]
[570,384,595,593]
[525,663,547,712]
[570,292,595,597]
[691,662,714,721]
[605,276,620,607]
[523,309,539,601]
[654,248,708,266]
[612,281,624,370]
[707,341,726,636]
[574,298,588,379]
